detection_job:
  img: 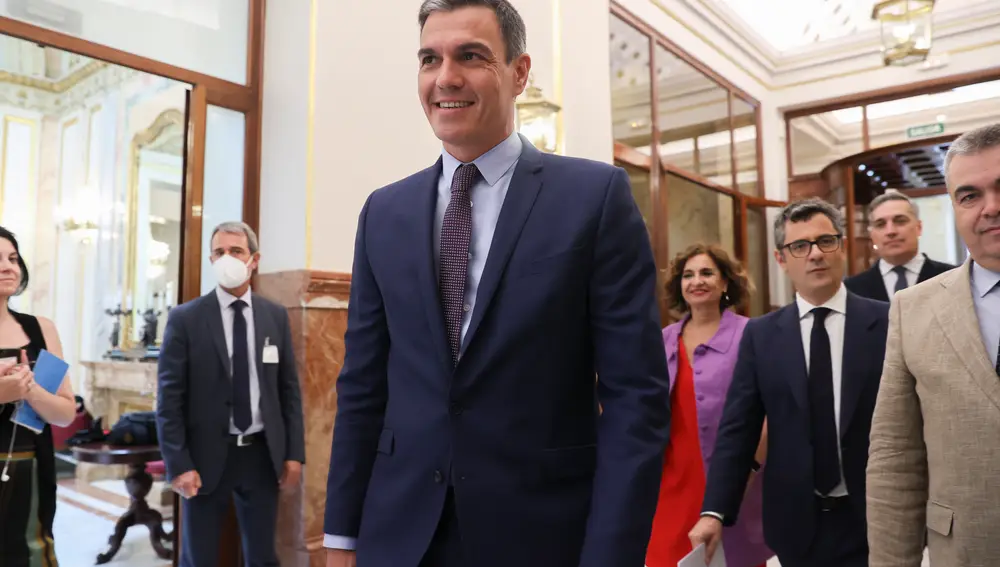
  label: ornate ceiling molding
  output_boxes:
[0,63,139,114]
[645,0,1000,91]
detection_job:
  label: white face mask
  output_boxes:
[212,254,252,289]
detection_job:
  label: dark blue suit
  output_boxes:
[703,291,888,566]
[323,139,671,567]
[157,291,305,566]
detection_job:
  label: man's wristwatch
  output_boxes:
[750,460,761,472]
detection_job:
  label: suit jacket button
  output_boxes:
[434,470,444,484]
[450,402,463,416]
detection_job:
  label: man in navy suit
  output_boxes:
[689,199,888,567]
[844,191,955,302]
[157,222,305,567]
[322,1,670,566]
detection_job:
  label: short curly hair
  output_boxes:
[663,243,753,317]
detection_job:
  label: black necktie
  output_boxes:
[440,164,479,366]
[809,307,842,494]
[892,265,909,294]
[231,300,252,432]
[995,333,999,378]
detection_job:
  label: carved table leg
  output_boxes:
[96,463,174,564]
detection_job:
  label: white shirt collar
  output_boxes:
[441,131,522,187]
[879,253,925,277]
[971,260,1000,299]
[215,286,252,309]
[796,283,848,319]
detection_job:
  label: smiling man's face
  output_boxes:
[417,6,530,162]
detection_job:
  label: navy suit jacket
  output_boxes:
[844,254,956,302]
[324,140,671,567]
[155,291,305,494]
[702,291,889,558]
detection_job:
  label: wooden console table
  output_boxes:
[71,443,173,564]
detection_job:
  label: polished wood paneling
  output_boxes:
[788,174,829,201]
[180,86,208,304]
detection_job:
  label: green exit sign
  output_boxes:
[907,123,945,139]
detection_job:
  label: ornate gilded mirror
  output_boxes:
[122,108,184,348]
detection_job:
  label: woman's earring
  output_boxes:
[723,291,730,303]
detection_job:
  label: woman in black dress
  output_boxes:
[0,226,76,567]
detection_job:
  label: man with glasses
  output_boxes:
[689,198,889,567]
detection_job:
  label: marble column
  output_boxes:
[256,270,350,567]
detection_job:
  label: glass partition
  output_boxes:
[789,108,865,176]
[609,14,653,152]
[617,160,652,235]
[200,105,247,294]
[655,45,731,186]
[745,206,769,316]
[665,173,736,259]
[609,6,774,317]
[732,96,759,195]
[1,0,250,84]
[864,80,1000,149]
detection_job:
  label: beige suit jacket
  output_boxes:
[868,259,1000,567]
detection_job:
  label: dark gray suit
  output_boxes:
[156,289,304,567]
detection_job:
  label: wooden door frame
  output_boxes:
[0,7,267,567]
[0,1,266,304]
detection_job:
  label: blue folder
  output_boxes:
[11,349,69,433]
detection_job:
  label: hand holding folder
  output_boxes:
[10,349,69,433]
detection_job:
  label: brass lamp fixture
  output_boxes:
[58,186,102,243]
[872,0,935,66]
[515,74,561,154]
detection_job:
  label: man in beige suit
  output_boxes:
[868,123,1000,567]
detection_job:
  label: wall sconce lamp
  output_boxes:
[872,0,935,66]
[515,74,561,154]
[57,186,102,243]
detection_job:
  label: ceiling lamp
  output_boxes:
[872,0,935,66]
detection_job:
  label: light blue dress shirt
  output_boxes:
[323,132,522,551]
[435,131,522,350]
[970,261,1000,369]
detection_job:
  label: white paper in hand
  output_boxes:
[678,542,727,567]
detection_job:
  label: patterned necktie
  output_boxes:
[892,265,909,294]
[808,307,842,494]
[231,299,252,432]
[440,163,479,366]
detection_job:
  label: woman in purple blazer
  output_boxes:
[646,243,773,567]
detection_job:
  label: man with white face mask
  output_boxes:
[155,221,305,567]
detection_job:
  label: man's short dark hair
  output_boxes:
[418,0,526,64]
[868,191,919,221]
[773,197,846,250]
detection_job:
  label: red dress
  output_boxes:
[646,336,765,567]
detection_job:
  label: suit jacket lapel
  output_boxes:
[203,293,232,377]
[934,261,1000,410]
[916,254,936,283]
[412,159,452,372]
[252,293,266,383]
[461,138,544,354]
[866,264,890,302]
[839,292,878,438]
[775,304,809,409]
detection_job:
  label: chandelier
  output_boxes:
[872,0,935,66]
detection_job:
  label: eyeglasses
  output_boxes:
[781,234,842,258]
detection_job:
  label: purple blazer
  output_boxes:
[662,310,773,567]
